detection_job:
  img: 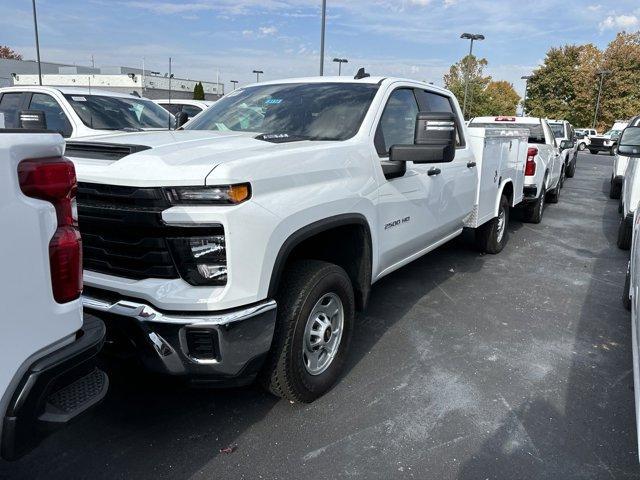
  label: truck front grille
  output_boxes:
[77,183,178,280]
[590,138,606,147]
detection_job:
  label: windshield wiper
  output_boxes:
[254,133,334,143]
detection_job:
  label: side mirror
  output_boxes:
[559,140,574,151]
[19,110,47,130]
[389,111,456,164]
[174,111,189,128]
[617,126,640,158]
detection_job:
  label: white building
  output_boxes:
[2,59,223,100]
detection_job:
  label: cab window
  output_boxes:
[29,93,73,137]
[375,89,419,156]
[0,92,24,128]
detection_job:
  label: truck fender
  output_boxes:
[494,179,514,216]
[267,213,373,310]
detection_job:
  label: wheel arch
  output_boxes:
[267,213,373,311]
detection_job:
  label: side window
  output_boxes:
[29,93,73,137]
[0,92,25,128]
[181,105,203,119]
[415,90,464,147]
[375,89,419,156]
[160,103,181,115]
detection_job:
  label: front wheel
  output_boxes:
[566,158,576,178]
[476,194,509,254]
[610,176,622,199]
[589,150,598,155]
[609,148,616,156]
[623,263,632,311]
[578,142,586,151]
[259,260,354,403]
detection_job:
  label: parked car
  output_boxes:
[65,76,529,403]
[617,119,640,249]
[619,124,640,459]
[0,86,177,139]
[0,131,108,460]
[589,121,629,155]
[469,116,567,223]
[576,128,598,137]
[611,116,640,199]
[548,119,578,177]
[153,99,214,121]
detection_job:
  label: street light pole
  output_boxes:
[521,75,532,116]
[230,80,238,90]
[31,0,42,85]
[460,32,484,118]
[593,69,612,129]
[252,70,263,82]
[320,0,327,76]
[332,58,348,76]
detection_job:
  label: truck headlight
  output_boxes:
[168,236,227,286]
[165,184,251,205]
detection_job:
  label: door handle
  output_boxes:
[467,161,476,168]
[427,167,441,176]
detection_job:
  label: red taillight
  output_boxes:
[18,157,82,303]
[525,147,537,176]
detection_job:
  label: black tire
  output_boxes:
[589,150,598,155]
[523,183,546,223]
[547,180,561,204]
[566,158,576,178]
[259,260,354,403]
[623,264,632,311]
[617,215,632,250]
[610,176,622,199]
[476,194,509,254]
[578,142,586,151]
[609,148,616,156]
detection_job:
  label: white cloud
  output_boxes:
[123,2,215,14]
[599,14,639,31]
[587,4,602,12]
[258,26,278,36]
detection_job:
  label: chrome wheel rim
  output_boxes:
[302,293,344,376]
[496,208,506,243]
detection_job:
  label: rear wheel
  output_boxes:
[523,183,546,224]
[618,215,632,250]
[566,158,576,178]
[259,260,354,403]
[476,194,509,254]
[610,176,622,199]
[578,142,586,151]
[547,177,561,204]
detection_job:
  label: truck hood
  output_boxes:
[65,130,327,186]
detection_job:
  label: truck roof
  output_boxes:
[242,76,452,96]
[0,85,143,99]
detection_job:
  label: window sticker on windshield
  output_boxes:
[71,96,87,102]
[265,99,283,105]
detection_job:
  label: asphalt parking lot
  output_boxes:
[2,152,639,480]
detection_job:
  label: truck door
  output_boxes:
[373,88,442,272]
[542,120,562,188]
[414,90,476,234]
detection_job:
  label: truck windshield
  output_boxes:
[469,122,546,144]
[185,83,379,141]
[64,94,173,131]
[548,123,565,139]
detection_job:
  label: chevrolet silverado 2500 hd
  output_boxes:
[469,116,566,223]
[611,116,640,200]
[548,119,578,178]
[66,76,528,402]
[0,131,108,460]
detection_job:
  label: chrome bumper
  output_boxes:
[82,294,277,383]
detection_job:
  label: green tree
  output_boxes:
[0,45,22,60]
[443,54,490,119]
[193,81,205,100]
[480,81,520,116]
[597,32,640,130]
[524,45,582,123]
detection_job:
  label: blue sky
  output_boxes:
[2,0,639,95]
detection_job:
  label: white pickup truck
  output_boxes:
[469,116,567,223]
[616,116,640,249]
[611,115,640,200]
[0,131,108,460]
[66,76,528,402]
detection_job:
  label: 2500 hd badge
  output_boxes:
[385,216,411,230]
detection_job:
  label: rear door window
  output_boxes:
[0,92,25,128]
[29,93,73,137]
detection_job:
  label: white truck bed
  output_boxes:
[464,127,529,228]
